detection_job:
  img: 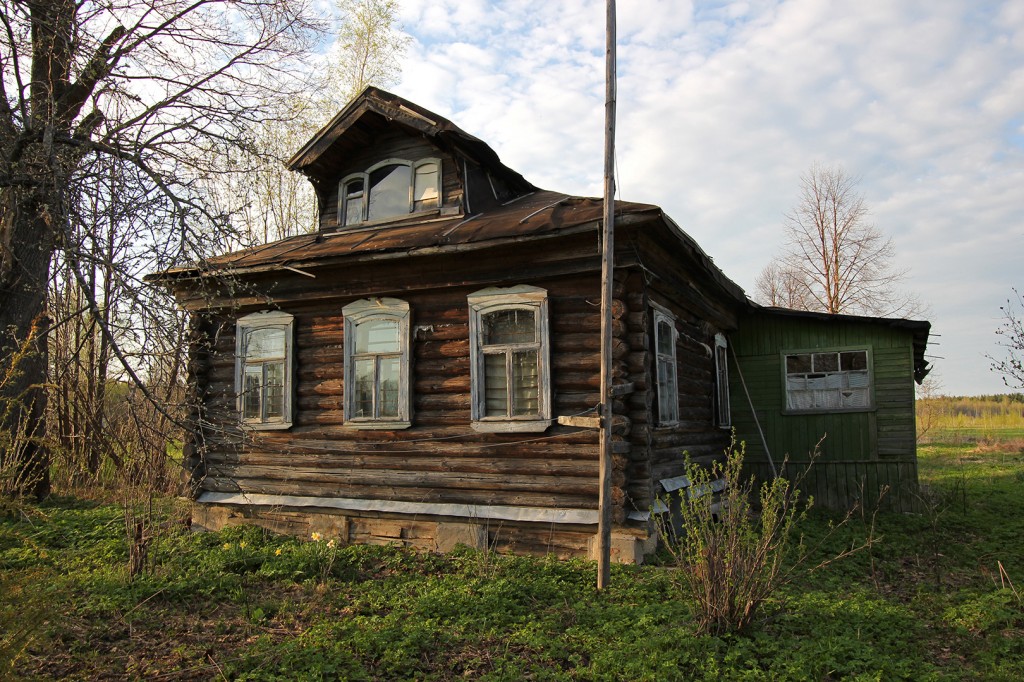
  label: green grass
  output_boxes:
[2,436,1024,680]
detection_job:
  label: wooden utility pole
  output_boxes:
[597,0,617,591]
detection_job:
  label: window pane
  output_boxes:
[355,318,400,353]
[245,327,284,360]
[344,179,364,225]
[484,353,508,416]
[813,352,839,372]
[482,309,535,345]
[264,362,285,418]
[243,366,262,419]
[367,164,411,221]
[379,356,400,418]
[657,357,677,421]
[786,354,812,374]
[413,163,439,211]
[841,351,868,371]
[353,358,375,418]
[511,350,539,416]
[656,320,673,356]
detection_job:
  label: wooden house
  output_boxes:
[152,88,929,561]
[729,306,931,512]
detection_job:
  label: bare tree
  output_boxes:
[1,0,326,496]
[991,289,1024,389]
[755,163,920,318]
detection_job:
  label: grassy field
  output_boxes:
[2,436,1023,680]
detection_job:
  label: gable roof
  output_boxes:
[287,86,535,195]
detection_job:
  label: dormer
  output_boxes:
[287,87,537,233]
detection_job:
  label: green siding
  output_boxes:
[730,311,919,511]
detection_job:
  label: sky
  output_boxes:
[383,0,1023,396]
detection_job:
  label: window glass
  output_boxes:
[352,358,375,418]
[264,362,285,418]
[367,164,411,221]
[787,353,812,373]
[841,350,868,371]
[343,179,364,226]
[483,309,535,345]
[413,163,439,211]
[245,327,284,360]
[511,350,539,415]
[484,353,508,416]
[656,319,674,356]
[355,318,400,353]
[243,366,262,420]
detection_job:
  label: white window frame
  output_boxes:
[783,347,873,414]
[342,298,412,430]
[468,285,551,433]
[652,306,679,426]
[235,310,294,430]
[714,333,731,429]
[338,157,442,227]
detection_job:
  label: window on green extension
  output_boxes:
[236,311,294,429]
[343,298,411,429]
[784,348,872,412]
[468,286,551,433]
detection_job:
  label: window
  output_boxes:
[236,311,294,429]
[653,307,679,425]
[343,298,412,429]
[339,158,441,226]
[468,286,550,432]
[714,334,731,428]
[784,349,871,412]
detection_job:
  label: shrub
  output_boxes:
[655,440,810,635]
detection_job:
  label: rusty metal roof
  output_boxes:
[156,190,663,277]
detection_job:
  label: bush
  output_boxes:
[656,440,810,635]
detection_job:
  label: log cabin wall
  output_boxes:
[181,233,653,559]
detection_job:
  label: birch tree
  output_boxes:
[0,0,325,497]
[755,164,919,318]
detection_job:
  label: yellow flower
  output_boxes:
[275,548,282,556]
[327,539,336,549]
[239,541,247,549]
[222,543,232,550]
[311,532,322,542]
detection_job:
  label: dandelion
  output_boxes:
[222,542,232,550]
[239,541,247,549]
[275,548,282,556]
[311,532,322,542]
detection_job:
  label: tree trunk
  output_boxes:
[1,187,57,499]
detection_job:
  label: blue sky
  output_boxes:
[386,0,1024,396]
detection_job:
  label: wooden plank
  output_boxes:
[558,415,602,429]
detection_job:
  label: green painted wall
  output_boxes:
[729,310,918,512]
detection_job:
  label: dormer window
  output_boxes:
[340,158,441,226]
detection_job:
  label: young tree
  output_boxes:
[332,0,410,103]
[991,289,1024,389]
[755,163,919,317]
[0,0,325,496]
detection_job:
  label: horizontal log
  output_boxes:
[221,452,602,476]
[415,339,469,359]
[208,463,604,496]
[203,476,598,510]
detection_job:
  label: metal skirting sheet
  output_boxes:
[197,491,599,525]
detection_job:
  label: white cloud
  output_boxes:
[386,0,1024,394]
